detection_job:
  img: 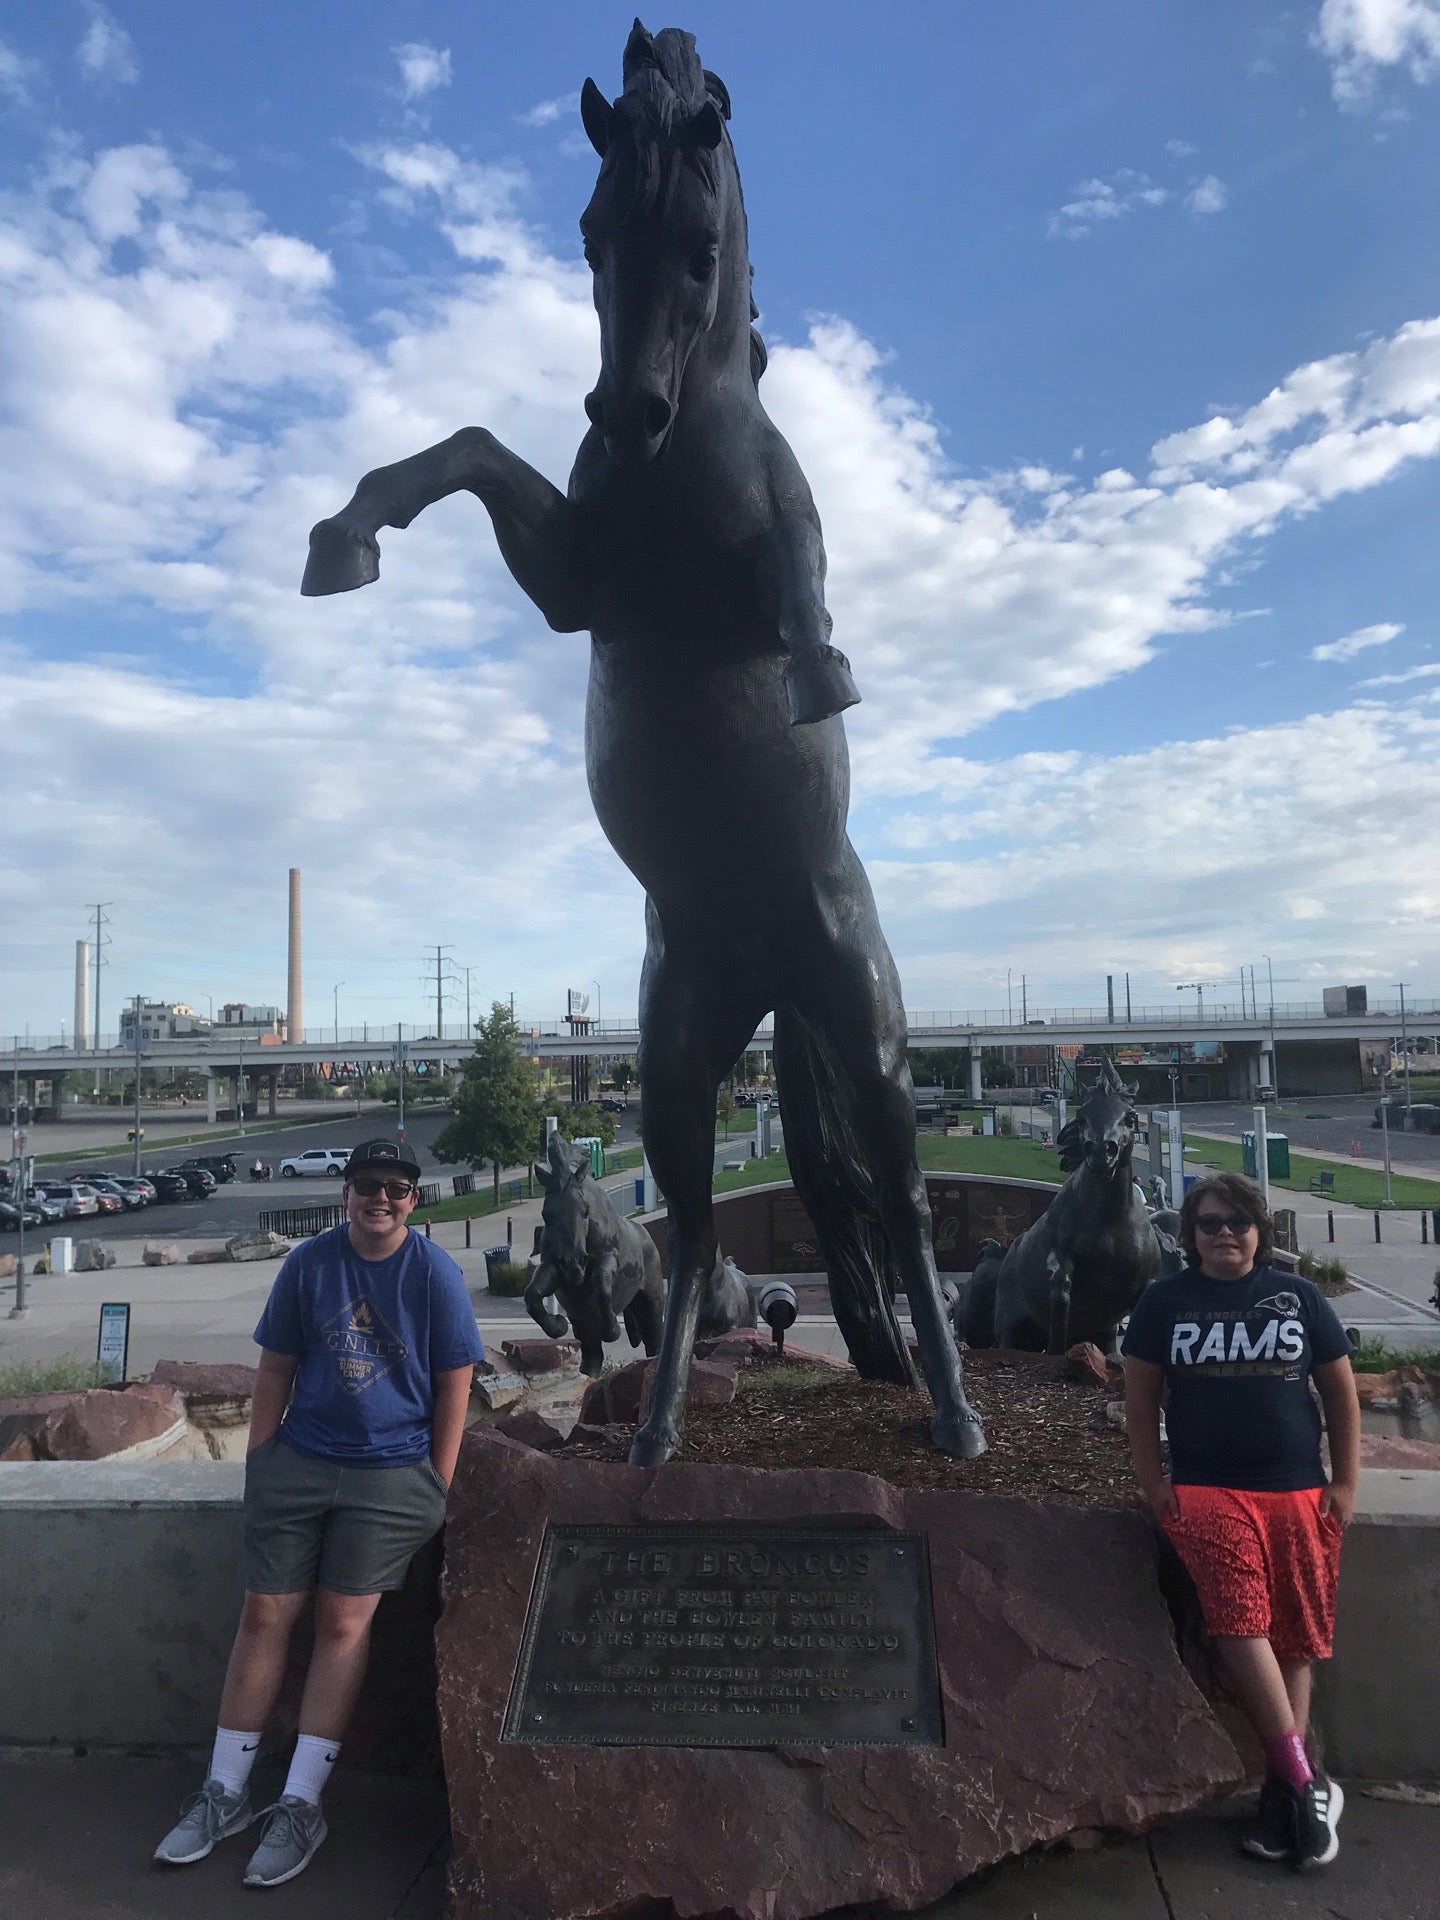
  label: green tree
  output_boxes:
[717,1089,737,1138]
[433,1003,540,1201]
[550,1101,617,1149]
[611,1060,634,1094]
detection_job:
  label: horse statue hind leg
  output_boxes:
[774,855,986,1460]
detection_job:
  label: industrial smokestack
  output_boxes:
[287,868,302,1042]
[74,939,90,1049]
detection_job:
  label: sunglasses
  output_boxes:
[1194,1213,1255,1237]
[350,1176,417,1201]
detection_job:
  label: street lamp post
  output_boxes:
[1397,982,1413,1122]
[1176,982,1204,1020]
[592,980,603,1032]
[1379,1057,1394,1207]
[1263,955,1279,1099]
[333,982,344,1047]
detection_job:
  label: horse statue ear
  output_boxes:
[1056,1117,1082,1171]
[686,98,725,150]
[580,77,614,157]
[702,69,732,120]
[533,1161,555,1191]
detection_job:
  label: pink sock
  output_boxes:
[1265,1730,1314,1793]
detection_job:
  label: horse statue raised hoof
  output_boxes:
[526,1132,664,1377]
[301,21,986,1467]
[301,514,380,596]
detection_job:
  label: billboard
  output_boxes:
[566,989,590,1019]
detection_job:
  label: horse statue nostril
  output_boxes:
[583,389,604,428]
[643,395,673,441]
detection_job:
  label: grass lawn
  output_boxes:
[917,1134,1064,1183]
[1184,1134,1440,1210]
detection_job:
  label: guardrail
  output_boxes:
[257,1203,343,1239]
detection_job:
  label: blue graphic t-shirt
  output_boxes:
[1122,1264,1351,1491]
[254,1224,485,1465]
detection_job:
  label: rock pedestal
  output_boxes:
[436,1431,1240,1920]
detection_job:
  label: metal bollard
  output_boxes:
[507,1214,513,1247]
[1328,1211,1335,1243]
[425,1218,432,1239]
[1424,1210,1430,1246]
[465,1216,472,1248]
[1374,1211,1381,1244]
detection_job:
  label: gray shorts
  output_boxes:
[243,1434,449,1596]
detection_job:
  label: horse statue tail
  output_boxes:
[773,1008,913,1385]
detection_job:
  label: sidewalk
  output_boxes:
[1,1753,1435,1918]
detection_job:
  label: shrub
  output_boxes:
[1349,1338,1440,1373]
[1297,1249,1351,1295]
[0,1351,108,1396]
[486,1261,530,1297]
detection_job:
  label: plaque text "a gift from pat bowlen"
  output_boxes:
[503,1525,943,1748]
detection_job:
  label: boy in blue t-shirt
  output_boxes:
[155,1139,484,1889]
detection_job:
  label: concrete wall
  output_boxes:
[1276,1038,1365,1095]
[3,1461,1437,1780]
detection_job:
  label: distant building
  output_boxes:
[219,1003,286,1038]
[119,1000,212,1045]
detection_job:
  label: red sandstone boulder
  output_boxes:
[187,1247,229,1264]
[502,1338,581,1375]
[0,1390,85,1459]
[437,1433,1241,1920]
[150,1359,258,1405]
[497,1408,568,1452]
[1065,1342,1111,1389]
[581,1356,739,1427]
[639,1357,736,1419]
[1359,1434,1440,1469]
[30,1383,185,1460]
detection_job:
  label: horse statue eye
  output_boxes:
[689,247,717,280]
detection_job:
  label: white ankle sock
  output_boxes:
[209,1726,263,1797]
[283,1733,340,1806]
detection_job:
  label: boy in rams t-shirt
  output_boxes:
[1123,1171,1359,1874]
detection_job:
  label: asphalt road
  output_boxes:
[1181,1092,1440,1172]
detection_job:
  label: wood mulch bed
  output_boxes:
[565,1350,1143,1513]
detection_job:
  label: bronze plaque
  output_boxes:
[503,1525,943,1749]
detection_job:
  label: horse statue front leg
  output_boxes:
[302,427,585,632]
[588,1247,624,1345]
[523,1259,570,1341]
[763,512,861,727]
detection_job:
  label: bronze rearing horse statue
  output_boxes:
[302,22,985,1466]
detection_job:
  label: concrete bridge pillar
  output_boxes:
[966,1046,982,1103]
[1259,1040,1275,1093]
[267,1071,278,1120]
[205,1073,217,1125]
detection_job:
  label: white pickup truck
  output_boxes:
[278,1147,351,1178]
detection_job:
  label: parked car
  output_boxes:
[35,1181,101,1218]
[1373,1100,1440,1135]
[168,1165,218,1198]
[0,1197,46,1232]
[186,1153,237,1183]
[24,1188,68,1224]
[145,1170,192,1203]
[279,1147,351,1179]
[1036,1090,1061,1106]
[86,1175,146,1210]
[99,1173,157,1203]
[598,1095,627,1114]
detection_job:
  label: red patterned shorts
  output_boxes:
[1162,1484,1344,1661]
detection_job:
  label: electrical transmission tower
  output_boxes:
[425,945,459,1039]
[86,903,112,1093]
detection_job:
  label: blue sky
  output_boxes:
[1,2,1438,1038]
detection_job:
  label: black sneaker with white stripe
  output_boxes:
[1293,1775,1343,1870]
[1240,1776,1295,1862]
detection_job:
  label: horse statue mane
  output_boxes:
[1056,1056,1138,1171]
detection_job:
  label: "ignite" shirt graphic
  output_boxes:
[322,1295,408,1395]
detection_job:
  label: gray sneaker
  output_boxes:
[153,1778,254,1865]
[242,1795,328,1888]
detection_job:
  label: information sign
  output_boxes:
[504,1524,943,1749]
[96,1301,130,1384]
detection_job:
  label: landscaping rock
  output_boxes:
[0,1253,16,1279]
[187,1247,229,1264]
[473,1371,526,1413]
[502,1338,581,1376]
[150,1359,257,1408]
[438,1431,1241,1920]
[1359,1434,1440,1470]
[0,1391,83,1459]
[1065,1341,1111,1389]
[226,1228,291,1262]
[496,1408,567,1452]
[142,1241,181,1267]
[72,1240,116,1272]
[26,1383,186,1461]
[639,1356,737,1420]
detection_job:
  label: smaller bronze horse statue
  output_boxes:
[525,1132,665,1376]
[964,1060,1166,1355]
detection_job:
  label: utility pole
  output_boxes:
[9,1042,27,1318]
[237,1028,245,1138]
[1021,974,1028,1023]
[1263,954,1279,1099]
[428,945,455,1041]
[1379,1056,1393,1206]
[1125,972,1132,1021]
[1397,982,1413,1121]
[87,902,111,1095]
[333,982,344,1046]
[463,966,475,1040]
[131,994,144,1177]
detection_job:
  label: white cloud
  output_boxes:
[0,37,42,106]
[392,42,452,103]
[77,5,138,87]
[1315,0,1440,102]
[1185,174,1229,215]
[519,92,580,128]
[1046,170,1169,240]
[1312,620,1405,660]
[1358,660,1440,685]
[1165,138,1198,158]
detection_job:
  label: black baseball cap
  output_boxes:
[343,1139,422,1183]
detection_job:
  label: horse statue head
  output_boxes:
[1056,1056,1140,1181]
[533,1130,594,1282]
[578,21,755,462]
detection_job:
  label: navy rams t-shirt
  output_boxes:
[254,1224,485,1465]
[1122,1264,1351,1491]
